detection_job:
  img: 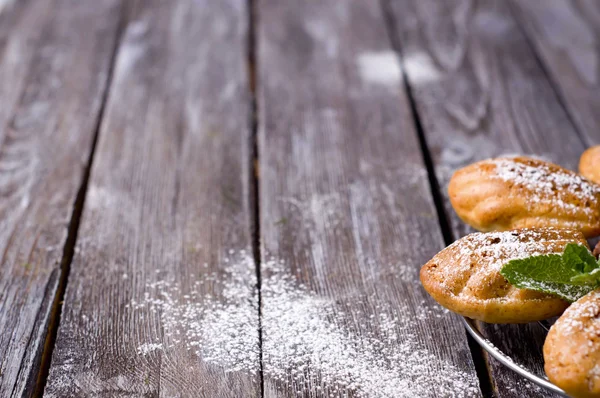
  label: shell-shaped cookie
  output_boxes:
[420,228,586,323]
[544,289,600,398]
[449,156,600,238]
[580,146,600,186]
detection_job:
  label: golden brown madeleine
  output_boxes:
[449,156,600,238]
[544,290,600,398]
[580,146,600,185]
[420,228,586,323]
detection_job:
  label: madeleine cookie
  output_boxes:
[580,146,600,186]
[544,289,600,398]
[449,156,600,238]
[420,228,586,323]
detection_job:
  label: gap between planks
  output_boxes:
[379,0,495,396]
[505,0,589,152]
[31,2,130,396]
[247,0,265,396]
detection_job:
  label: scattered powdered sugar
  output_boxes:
[403,52,441,85]
[415,300,450,321]
[130,252,480,397]
[491,157,600,215]
[136,343,163,355]
[261,258,479,397]
[356,51,402,87]
[130,253,260,375]
[504,378,546,396]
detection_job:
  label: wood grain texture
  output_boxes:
[509,0,600,146]
[0,0,122,396]
[44,0,260,396]
[258,0,480,396]
[386,0,588,396]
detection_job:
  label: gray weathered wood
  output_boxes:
[510,0,600,146]
[44,0,260,396]
[258,0,481,396]
[0,0,122,396]
[386,0,588,396]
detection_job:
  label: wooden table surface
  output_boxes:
[0,0,597,397]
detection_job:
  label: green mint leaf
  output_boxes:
[501,254,577,284]
[563,243,598,273]
[500,246,599,303]
[502,277,590,303]
[570,268,600,285]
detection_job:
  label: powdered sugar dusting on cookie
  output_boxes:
[455,229,572,272]
[546,289,600,389]
[555,289,600,336]
[429,228,585,302]
[492,157,600,215]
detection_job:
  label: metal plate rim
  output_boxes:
[461,317,568,397]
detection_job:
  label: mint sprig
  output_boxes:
[500,243,600,302]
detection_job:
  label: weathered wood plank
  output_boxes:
[0,0,123,396]
[386,0,588,396]
[510,0,600,146]
[44,0,260,396]
[257,1,481,396]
